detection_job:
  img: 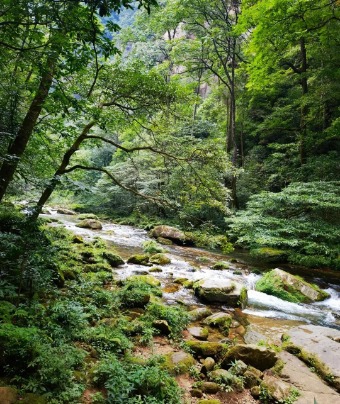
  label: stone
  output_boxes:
[188,326,209,341]
[256,268,330,303]
[125,275,161,287]
[127,254,150,266]
[150,225,193,245]
[149,253,171,265]
[72,235,84,244]
[250,386,261,398]
[157,236,173,245]
[153,319,171,335]
[201,357,215,374]
[211,261,230,270]
[76,219,102,230]
[103,252,124,267]
[221,344,278,371]
[201,382,220,394]
[244,366,263,388]
[198,400,221,404]
[190,389,203,398]
[149,267,163,273]
[0,387,18,404]
[189,307,213,321]
[193,279,248,308]
[261,373,292,402]
[56,207,76,215]
[203,312,232,331]
[286,324,340,391]
[185,341,228,359]
[164,351,196,375]
[209,369,232,382]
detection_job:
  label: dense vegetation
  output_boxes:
[0,0,339,401]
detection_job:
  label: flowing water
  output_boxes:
[47,211,340,337]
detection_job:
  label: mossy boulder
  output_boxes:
[149,253,171,265]
[83,263,112,273]
[188,326,209,341]
[211,261,230,270]
[244,366,263,388]
[189,307,213,321]
[174,278,194,288]
[261,373,292,402]
[256,268,330,303]
[198,399,221,404]
[125,275,161,288]
[77,213,99,220]
[193,279,248,308]
[127,254,151,266]
[201,382,220,394]
[163,351,196,375]
[185,341,228,359]
[203,312,232,332]
[56,207,76,215]
[221,344,278,371]
[149,267,163,273]
[76,219,102,230]
[157,236,173,245]
[72,235,84,244]
[150,225,194,245]
[103,252,124,267]
[250,247,288,263]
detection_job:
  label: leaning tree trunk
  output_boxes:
[0,54,57,202]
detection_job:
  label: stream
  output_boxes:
[47,212,340,341]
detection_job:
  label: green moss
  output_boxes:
[149,253,171,265]
[127,254,150,266]
[77,213,99,220]
[185,341,228,358]
[251,247,288,263]
[163,352,196,375]
[103,252,124,267]
[83,263,112,273]
[211,261,230,270]
[198,400,221,404]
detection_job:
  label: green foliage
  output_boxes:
[118,277,162,308]
[228,182,340,269]
[92,354,182,403]
[142,240,166,254]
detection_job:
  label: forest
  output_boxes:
[0,0,339,403]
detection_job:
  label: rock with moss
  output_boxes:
[221,344,278,371]
[185,341,228,359]
[57,207,76,215]
[201,381,220,394]
[256,268,330,303]
[103,252,124,267]
[0,387,18,404]
[211,261,230,270]
[201,357,215,374]
[72,235,84,244]
[251,247,288,263]
[189,307,213,321]
[188,326,209,341]
[174,277,194,288]
[83,262,112,273]
[153,319,171,335]
[76,219,102,230]
[157,236,173,245]
[127,254,151,266]
[193,279,248,308]
[203,312,232,331]
[261,373,293,402]
[149,253,171,265]
[149,267,163,273]
[150,225,194,245]
[244,366,263,388]
[163,351,196,375]
[77,213,99,220]
[125,275,161,288]
[198,399,221,404]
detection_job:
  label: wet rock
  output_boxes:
[256,268,330,303]
[174,278,194,288]
[221,344,278,371]
[201,357,215,374]
[157,236,173,245]
[188,326,209,341]
[0,387,18,404]
[127,254,150,266]
[211,261,230,270]
[153,320,171,335]
[193,279,248,308]
[150,225,193,245]
[103,252,124,267]
[286,325,340,391]
[149,253,171,265]
[201,381,220,394]
[189,307,213,321]
[149,267,163,273]
[76,219,102,230]
[163,351,196,374]
[203,312,232,331]
[261,372,292,402]
[72,235,84,244]
[57,207,76,215]
[125,275,161,287]
[163,284,181,293]
[185,341,228,359]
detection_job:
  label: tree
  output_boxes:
[0,0,158,202]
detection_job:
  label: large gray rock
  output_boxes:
[56,207,76,215]
[193,278,248,308]
[261,373,292,402]
[221,344,278,371]
[150,225,193,245]
[76,219,102,230]
[287,325,340,391]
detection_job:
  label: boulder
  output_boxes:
[153,320,171,335]
[244,367,263,388]
[150,225,193,245]
[189,307,213,321]
[149,253,171,265]
[76,219,102,230]
[127,254,150,266]
[103,252,124,267]
[188,326,209,341]
[209,369,232,382]
[203,312,232,331]
[193,279,248,308]
[56,207,76,215]
[201,357,215,374]
[221,344,278,371]
[201,382,220,394]
[261,373,292,402]
[0,387,18,404]
[198,400,221,404]
[256,268,330,303]
[185,341,228,359]
[163,351,196,375]
[125,275,161,288]
[190,389,203,398]
[211,261,230,270]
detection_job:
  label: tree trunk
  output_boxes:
[0,54,57,202]
[30,121,96,219]
[299,37,308,165]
